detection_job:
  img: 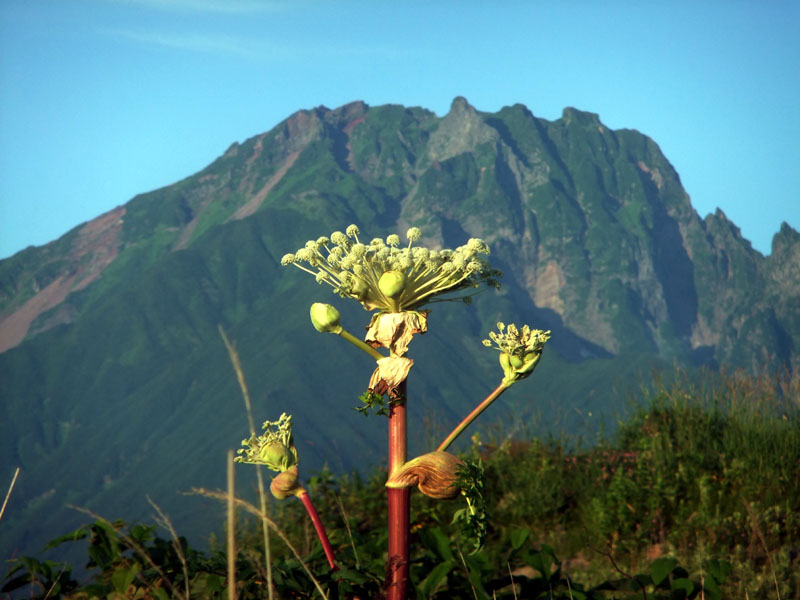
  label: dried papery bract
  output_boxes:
[386,451,464,500]
[368,356,414,401]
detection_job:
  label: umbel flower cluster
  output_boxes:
[235,412,297,472]
[236,412,303,499]
[281,225,501,313]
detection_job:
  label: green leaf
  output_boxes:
[699,573,723,600]
[418,560,454,597]
[419,527,454,562]
[703,558,732,584]
[1,574,31,594]
[526,549,554,580]
[111,563,140,594]
[42,526,89,550]
[510,528,530,551]
[130,523,156,544]
[671,577,694,597]
[650,557,677,587]
[333,568,369,585]
[153,587,171,600]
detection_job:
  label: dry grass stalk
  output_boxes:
[219,325,274,599]
[147,495,190,599]
[743,499,782,600]
[227,450,236,600]
[455,541,479,600]
[0,466,20,522]
[335,494,360,568]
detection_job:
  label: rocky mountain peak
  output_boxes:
[426,96,498,162]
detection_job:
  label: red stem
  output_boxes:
[297,490,338,571]
[386,380,409,600]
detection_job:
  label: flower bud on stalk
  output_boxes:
[483,322,550,386]
[270,465,302,499]
[378,270,407,299]
[310,302,343,334]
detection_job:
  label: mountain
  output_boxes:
[1,97,797,562]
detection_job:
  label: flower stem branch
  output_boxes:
[338,329,385,361]
[437,381,510,452]
[297,490,338,571]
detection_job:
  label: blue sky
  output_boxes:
[1,0,798,259]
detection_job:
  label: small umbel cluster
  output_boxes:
[483,322,551,385]
[236,412,302,499]
[281,225,501,313]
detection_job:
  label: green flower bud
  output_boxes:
[378,270,407,299]
[310,303,343,334]
[260,441,297,472]
[351,277,369,300]
[499,352,515,384]
[235,413,299,473]
[509,354,524,369]
[486,323,550,386]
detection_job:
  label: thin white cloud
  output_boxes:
[106,26,401,63]
[109,0,290,14]
[110,28,262,57]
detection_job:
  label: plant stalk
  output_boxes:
[386,379,409,600]
[437,381,509,452]
[338,329,385,361]
[0,467,20,523]
[297,490,338,571]
[227,450,236,600]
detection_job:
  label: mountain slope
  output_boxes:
[1,97,797,561]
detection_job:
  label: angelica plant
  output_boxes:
[236,413,338,571]
[239,224,549,599]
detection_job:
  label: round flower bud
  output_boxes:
[350,277,369,299]
[259,441,297,472]
[270,465,302,500]
[378,270,407,299]
[309,303,343,334]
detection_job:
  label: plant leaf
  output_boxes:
[650,557,677,587]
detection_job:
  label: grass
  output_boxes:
[2,367,798,598]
